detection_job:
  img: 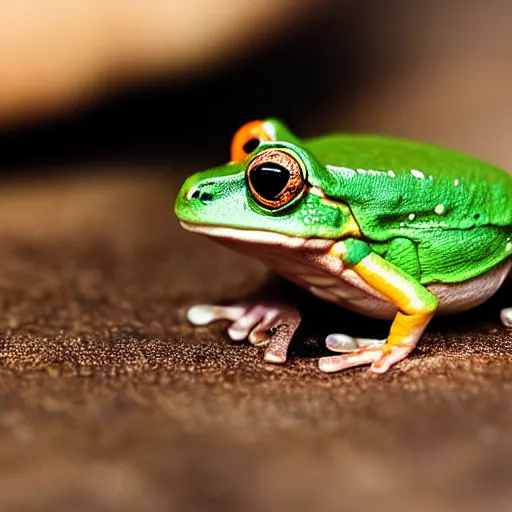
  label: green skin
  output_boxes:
[175,118,512,374]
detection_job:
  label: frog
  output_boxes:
[174,118,512,374]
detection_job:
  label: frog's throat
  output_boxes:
[180,221,335,249]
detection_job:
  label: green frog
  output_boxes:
[174,118,512,374]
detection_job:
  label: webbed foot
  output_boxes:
[501,308,512,327]
[319,344,414,374]
[187,301,301,364]
[325,333,386,353]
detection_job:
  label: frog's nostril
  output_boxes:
[187,185,214,204]
[186,186,200,201]
[199,192,213,203]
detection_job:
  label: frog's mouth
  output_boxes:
[180,221,332,250]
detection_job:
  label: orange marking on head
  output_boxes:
[231,120,273,162]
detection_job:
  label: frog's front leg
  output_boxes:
[186,298,301,364]
[319,239,438,374]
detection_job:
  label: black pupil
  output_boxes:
[242,138,260,154]
[250,163,290,200]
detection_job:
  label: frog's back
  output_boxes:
[305,134,512,283]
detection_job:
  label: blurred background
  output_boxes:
[2,0,512,174]
[1,1,512,511]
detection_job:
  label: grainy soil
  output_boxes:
[0,172,511,512]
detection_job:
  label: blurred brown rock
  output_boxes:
[0,0,327,124]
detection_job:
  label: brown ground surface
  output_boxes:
[0,171,510,512]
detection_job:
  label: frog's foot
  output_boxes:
[319,344,415,374]
[186,302,301,364]
[501,308,512,327]
[325,333,386,353]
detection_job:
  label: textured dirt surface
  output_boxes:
[0,172,511,512]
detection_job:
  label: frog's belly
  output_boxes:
[196,225,511,321]
[228,240,512,321]
[281,258,510,320]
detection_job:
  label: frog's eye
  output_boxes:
[231,120,274,162]
[246,149,305,210]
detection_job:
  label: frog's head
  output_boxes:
[175,119,356,243]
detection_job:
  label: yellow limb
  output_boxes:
[353,252,438,348]
[321,240,438,373]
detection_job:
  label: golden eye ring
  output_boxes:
[246,149,306,210]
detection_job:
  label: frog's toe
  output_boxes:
[325,333,386,353]
[187,304,248,326]
[227,306,271,341]
[188,303,269,341]
[318,345,413,374]
[187,301,301,364]
[500,308,512,327]
[257,306,301,364]
[238,304,302,363]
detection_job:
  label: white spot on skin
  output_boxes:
[262,121,277,139]
[309,186,326,198]
[454,179,460,186]
[400,222,405,227]
[435,204,445,215]
[328,166,394,179]
[507,242,512,252]
[408,213,416,221]
[410,169,425,179]
[429,175,434,181]
[326,165,357,179]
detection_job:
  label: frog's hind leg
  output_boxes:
[319,239,438,374]
[322,238,416,355]
[501,308,512,327]
[187,300,301,364]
